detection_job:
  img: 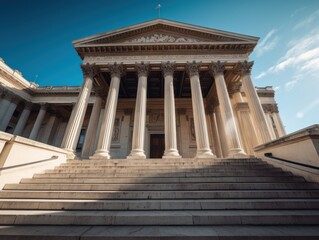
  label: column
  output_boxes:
[186,61,215,158]
[273,112,286,137]
[29,103,47,140]
[210,61,246,158]
[0,91,13,124]
[211,110,223,158]
[61,63,96,157]
[127,62,149,159]
[81,93,103,158]
[162,62,181,158]
[13,102,33,135]
[41,113,57,143]
[0,97,19,131]
[91,63,124,159]
[237,61,273,144]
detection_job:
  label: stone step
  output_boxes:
[1,210,319,225]
[20,176,305,184]
[67,158,263,164]
[1,190,319,200]
[1,225,319,239]
[1,199,319,210]
[54,165,281,172]
[44,168,285,174]
[33,171,294,178]
[3,182,319,191]
[60,161,269,167]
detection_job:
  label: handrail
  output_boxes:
[0,155,59,171]
[264,153,319,170]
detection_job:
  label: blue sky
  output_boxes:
[0,0,318,134]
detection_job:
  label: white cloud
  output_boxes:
[285,80,297,91]
[296,97,319,118]
[293,9,319,30]
[273,86,281,91]
[255,29,279,56]
[291,7,307,18]
[255,28,319,79]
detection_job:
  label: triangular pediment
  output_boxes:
[73,19,258,47]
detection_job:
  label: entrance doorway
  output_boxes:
[150,134,165,158]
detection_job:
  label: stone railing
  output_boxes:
[254,124,319,182]
[0,132,68,188]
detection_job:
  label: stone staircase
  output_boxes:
[0,157,319,239]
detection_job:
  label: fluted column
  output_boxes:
[29,103,47,140]
[13,102,33,135]
[91,63,124,159]
[210,61,246,158]
[237,61,272,144]
[186,61,215,158]
[61,63,96,157]
[0,96,19,131]
[81,93,103,158]
[162,62,181,158]
[127,62,149,159]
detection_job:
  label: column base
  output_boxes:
[227,148,248,159]
[163,149,181,159]
[127,150,146,159]
[90,150,111,160]
[64,148,76,160]
[195,148,216,158]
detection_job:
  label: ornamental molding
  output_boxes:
[210,61,225,76]
[262,104,279,113]
[135,62,149,77]
[186,61,201,77]
[123,33,200,43]
[235,60,254,75]
[161,61,176,77]
[84,54,248,65]
[81,63,98,78]
[108,63,125,78]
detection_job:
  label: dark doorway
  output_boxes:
[150,134,165,158]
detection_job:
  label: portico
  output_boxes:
[0,19,286,160]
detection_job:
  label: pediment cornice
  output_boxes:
[73,19,259,59]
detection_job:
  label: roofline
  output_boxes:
[72,18,259,46]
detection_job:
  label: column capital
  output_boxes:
[210,61,225,76]
[186,61,201,77]
[136,62,149,77]
[108,62,125,78]
[228,81,242,96]
[161,61,175,77]
[236,61,254,76]
[81,63,97,78]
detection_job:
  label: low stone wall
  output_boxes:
[0,132,68,188]
[254,124,319,182]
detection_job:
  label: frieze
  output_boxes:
[84,54,248,65]
[124,33,200,43]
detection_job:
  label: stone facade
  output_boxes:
[0,19,286,159]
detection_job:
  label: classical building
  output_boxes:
[0,19,286,160]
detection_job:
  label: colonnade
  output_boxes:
[60,60,273,159]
